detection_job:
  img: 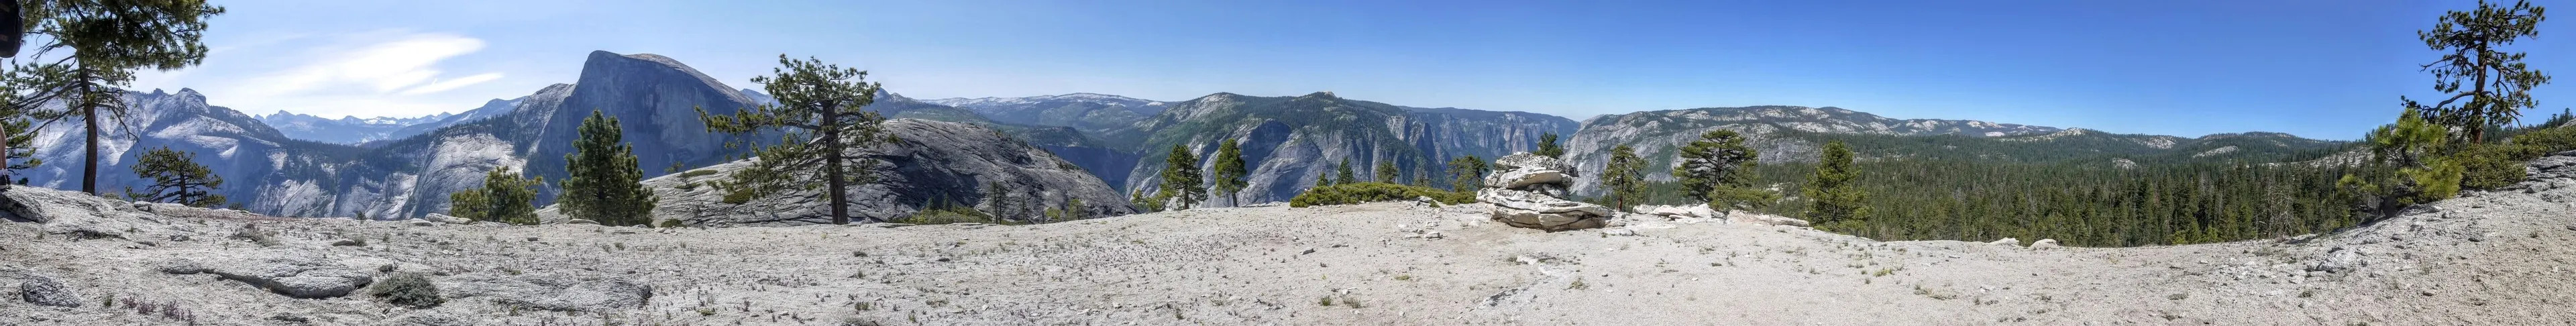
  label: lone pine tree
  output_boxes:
[1805,140,1868,231]
[1157,144,1208,210]
[2402,0,2551,143]
[1210,139,1249,206]
[10,1,222,194]
[557,110,657,227]
[698,55,899,225]
[125,146,223,207]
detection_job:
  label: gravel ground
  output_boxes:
[4,158,2575,325]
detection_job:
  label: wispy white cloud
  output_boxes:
[398,72,505,95]
[129,30,515,118]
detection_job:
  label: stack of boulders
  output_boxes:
[1476,153,1613,231]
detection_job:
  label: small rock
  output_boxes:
[17,274,83,307]
[1602,228,1637,237]
[406,219,434,227]
[1988,237,2021,247]
[568,219,600,225]
[331,239,366,246]
[2030,239,2061,249]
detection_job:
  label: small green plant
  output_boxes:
[1393,274,1412,281]
[1317,296,1334,307]
[679,169,722,178]
[370,273,443,309]
[696,307,717,316]
[1566,278,1589,290]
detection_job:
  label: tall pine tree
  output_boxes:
[1210,139,1250,206]
[2402,0,2551,143]
[1158,144,1208,210]
[1603,144,1648,209]
[559,110,657,227]
[12,1,223,194]
[1334,158,1357,185]
[698,55,899,225]
[1805,140,1868,231]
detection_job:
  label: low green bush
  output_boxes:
[678,169,722,178]
[370,273,443,309]
[1288,182,1475,208]
[892,207,1020,225]
[2457,143,2528,190]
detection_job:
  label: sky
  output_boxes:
[121,0,2573,140]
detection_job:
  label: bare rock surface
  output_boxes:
[1476,153,1610,231]
[3,152,2576,324]
[14,274,80,308]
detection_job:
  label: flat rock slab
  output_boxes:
[438,274,653,311]
[159,254,373,299]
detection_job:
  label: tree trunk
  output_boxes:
[80,76,97,195]
[822,107,849,225]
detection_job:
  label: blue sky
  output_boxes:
[129,0,2571,140]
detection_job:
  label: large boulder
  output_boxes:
[159,254,374,298]
[1476,154,1613,231]
[1492,152,1570,172]
[17,274,83,308]
[1484,168,1572,191]
[439,274,653,311]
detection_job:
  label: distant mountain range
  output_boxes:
[24,50,2347,219]
[255,111,453,144]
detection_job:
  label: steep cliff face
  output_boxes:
[1107,92,1577,205]
[629,119,1137,225]
[19,89,356,215]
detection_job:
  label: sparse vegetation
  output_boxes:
[370,273,443,309]
[1288,182,1474,207]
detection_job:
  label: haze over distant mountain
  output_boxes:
[256,111,453,144]
[1560,105,2343,194]
[924,93,1169,134]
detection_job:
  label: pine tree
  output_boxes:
[1375,159,1399,183]
[1314,170,1334,188]
[1157,144,1208,210]
[982,180,1008,217]
[1534,133,1565,158]
[0,95,40,186]
[698,55,900,225]
[2339,107,2463,219]
[10,1,223,194]
[558,110,657,227]
[1805,140,1868,231]
[2403,0,2550,143]
[1334,159,1356,185]
[1061,197,1088,220]
[1676,129,1772,209]
[1129,189,1163,213]
[449,166,542,225]
[1603,144,1648,209]
[1210,139,1250,206]
[124,146,223,207]
[1447,156,1487,191]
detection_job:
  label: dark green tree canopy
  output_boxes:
[1210,139,1250,205]
[1157,144,1208,210]
[2403,0,2549,143]
[698,55,898,224]
[558,110,657,227]
[124,146,221,207]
